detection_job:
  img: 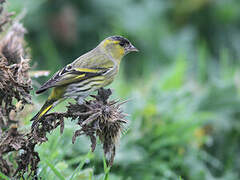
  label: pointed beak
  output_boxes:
[128,44,139,52]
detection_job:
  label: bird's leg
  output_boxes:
[77,98,84,105]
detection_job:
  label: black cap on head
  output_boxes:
[108,35,139,52]
[110,36,130,46]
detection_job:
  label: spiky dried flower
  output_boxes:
[0,22,32,129]
[0,4,34,177]
[0,125,39,179]
[72,88,128,166]
[32,88,128,166]
[1,22,27,64]
[0,2,129,178]
[0,88,128,179]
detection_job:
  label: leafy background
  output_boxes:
[6,0,240,179]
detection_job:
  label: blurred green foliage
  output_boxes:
[6,0,240,179]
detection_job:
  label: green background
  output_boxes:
[6,0,240,179]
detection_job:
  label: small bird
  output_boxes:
[31,35,138,127]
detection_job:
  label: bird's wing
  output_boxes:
[36,65,110,94]
[36,50,115,94]
[71,49,116,70]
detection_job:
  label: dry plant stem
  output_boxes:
[32,87,128,167]
[0,1,128,178]
[0,1,34,177]
[0,21,32,130]
[0,88,128,178]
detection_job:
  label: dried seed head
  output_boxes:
[70,88,128,166]
[1,22,26,64]
[31,88,129,167]
[0,21,32,127]
[0,0,14,33]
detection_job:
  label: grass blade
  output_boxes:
[45,160,65,180]
[69,151,92,180]
[103,157,111,180]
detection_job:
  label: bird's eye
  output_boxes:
[119,41,125,47]
[66,64,72,70]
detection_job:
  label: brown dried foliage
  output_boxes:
[0,0,14,33]
[0,11,32,131]
[32,88,128,167]
[0,1,128,179]
[0,125,40,178]
[0,88,127,179]
[0,1,35,178]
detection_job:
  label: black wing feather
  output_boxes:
[36,67,108,94]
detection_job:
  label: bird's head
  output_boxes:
[99,35,138,61]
